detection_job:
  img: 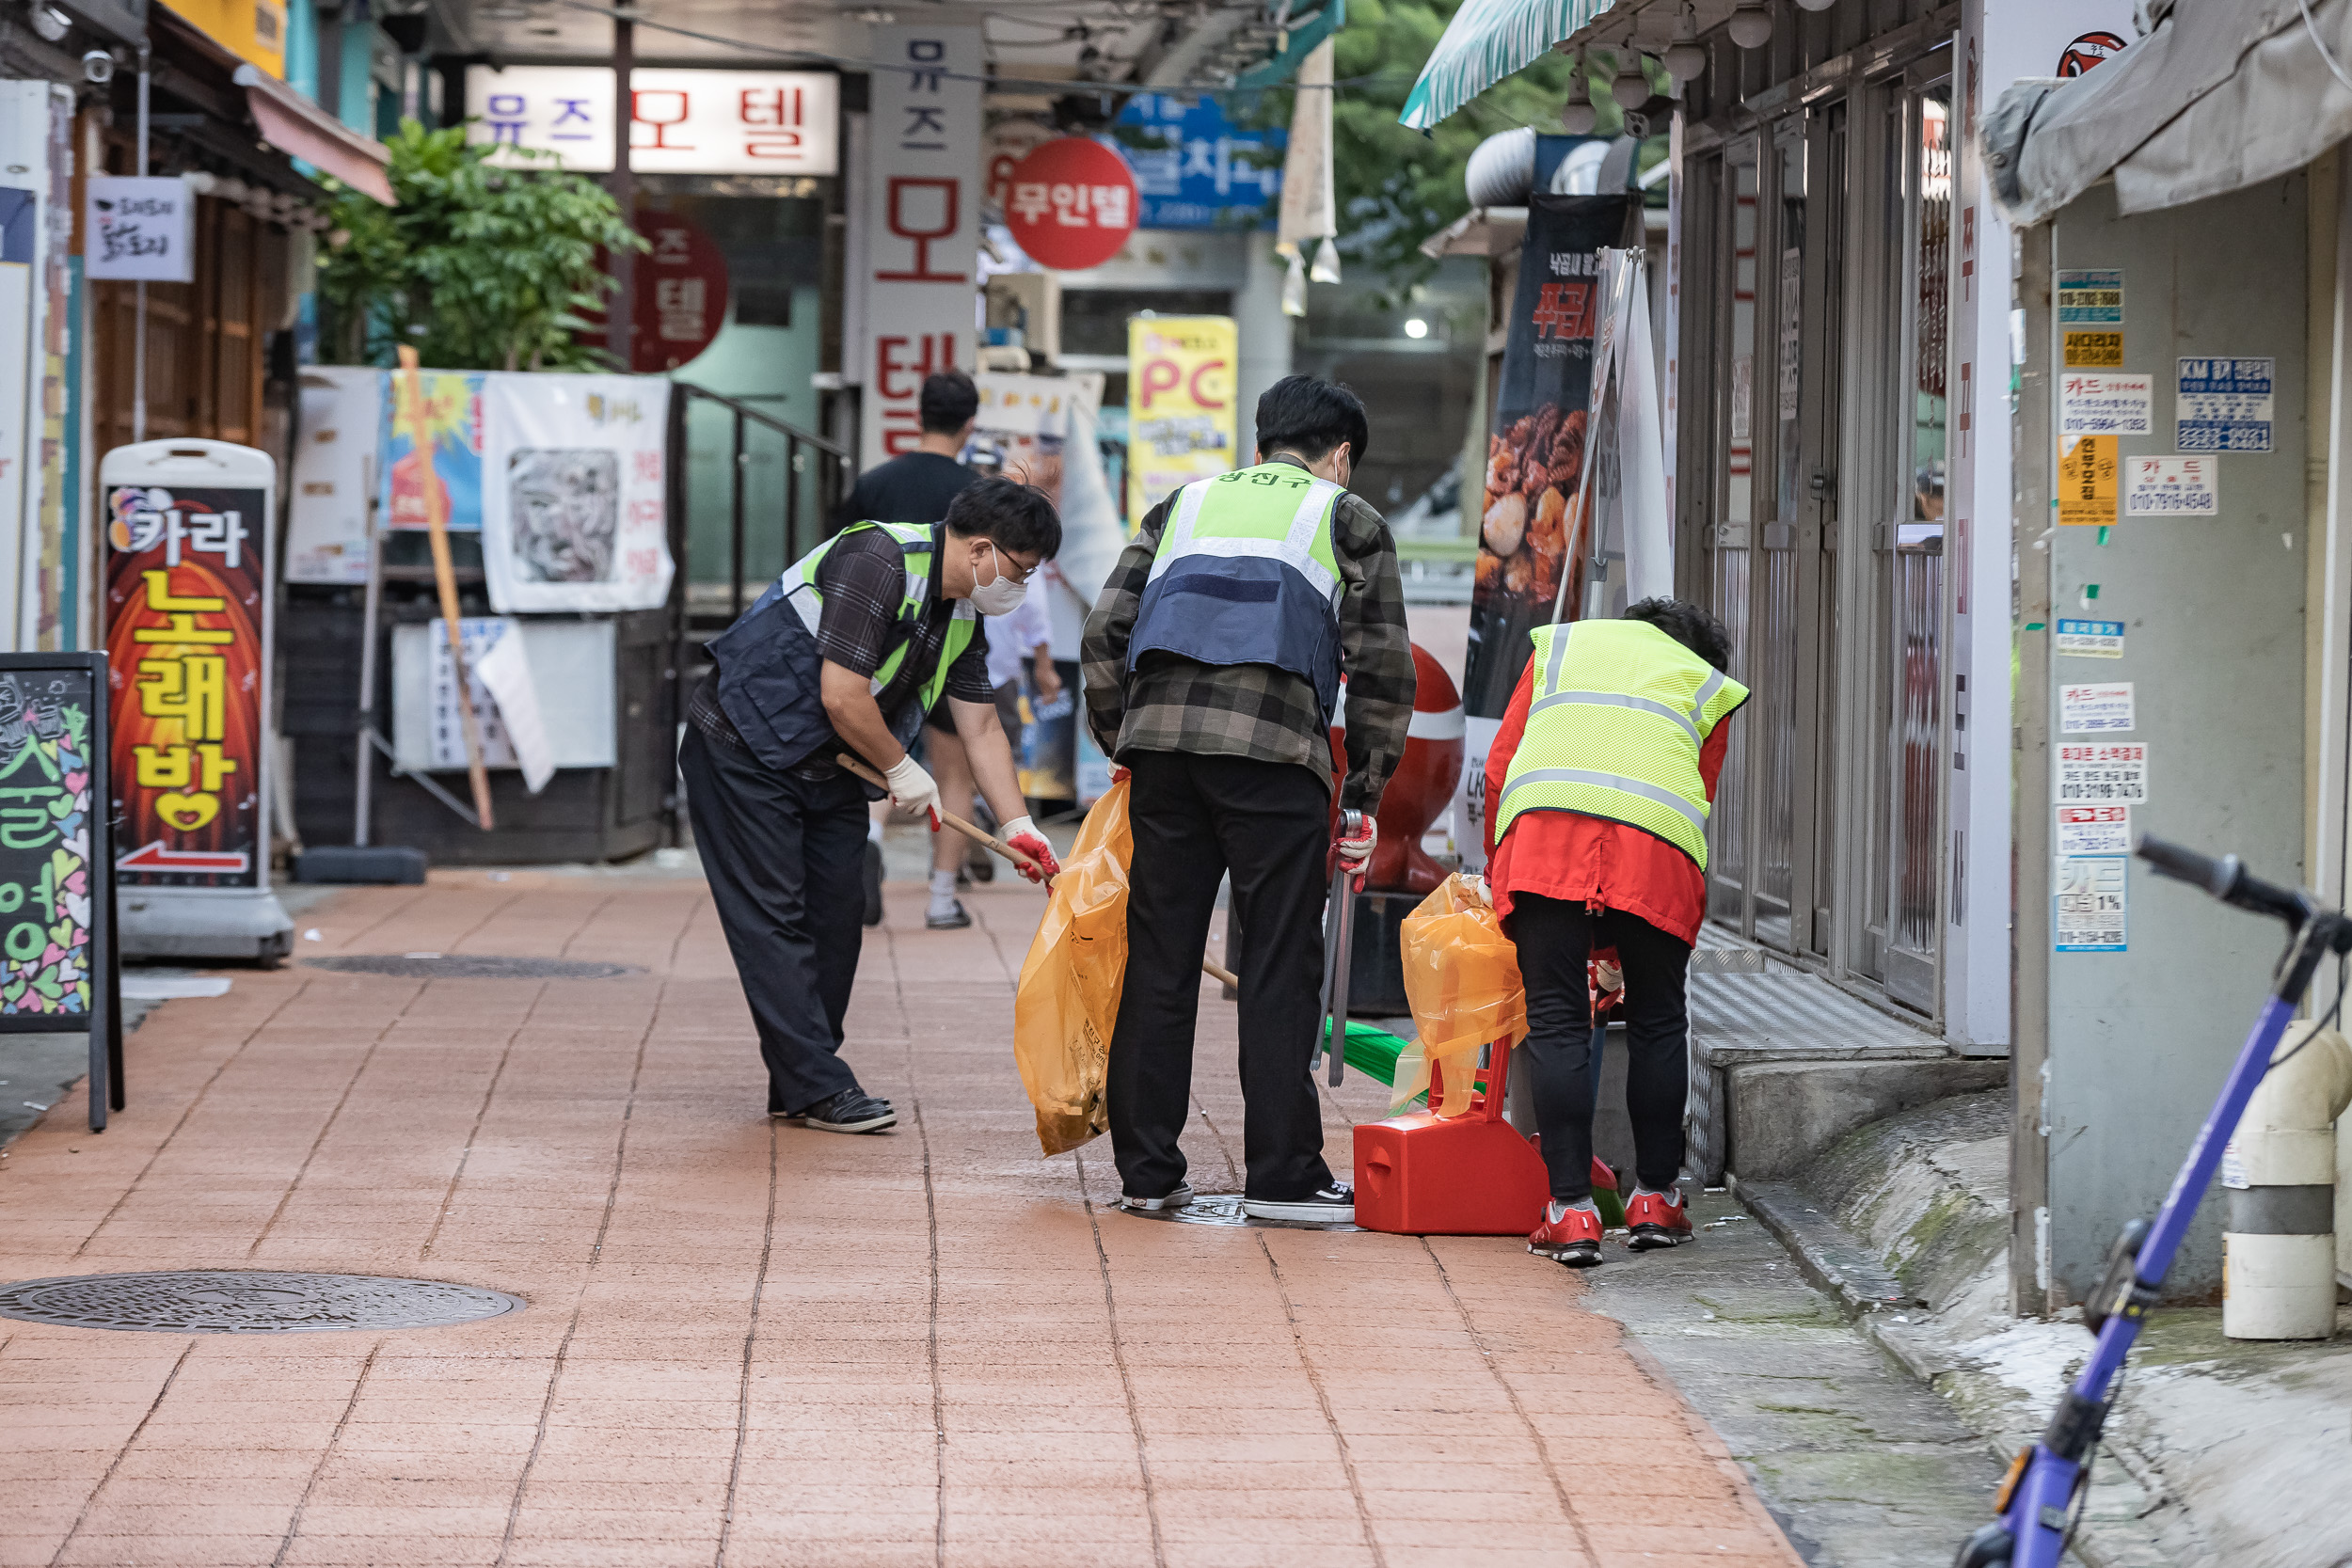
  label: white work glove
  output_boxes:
[884,754,941,829]
[999,815,1061,884]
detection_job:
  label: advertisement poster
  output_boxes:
[285,368,379,584]
[2057,741,2149,805]
[1461,193,1639,719]
[1114,92,1283,230]
[0,665,101,1017]
[2054,618,2125,657]
[1125,315,1238,527]
[2057,436,2118,527]
[2058,372,2152,436]
[2123,455,2218,516]
[2056,855,2128,952]
[2059,681,2134,735]
[2057,804,2131,857]
[860,25,982,467]
[480,372,673,614]
[2175,356,2273,452]
[380,369,485,531]
[103,485,267,887]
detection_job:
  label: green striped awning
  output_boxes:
[1398,0,1624,130]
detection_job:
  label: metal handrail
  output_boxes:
[674,381,850,459]
[672,380,853,619]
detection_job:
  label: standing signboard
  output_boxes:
[860,25,982,468]
[1454,194,1638,869]
[0,654,120,1131]
[99,441,292,959]
[1124,315,1239,528]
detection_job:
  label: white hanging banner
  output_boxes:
[284,368,380,585]
[478,372,673,613]
[860,25,982,468]
[1613,254,1674,605]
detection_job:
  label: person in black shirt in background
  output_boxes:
[836,372,983,925]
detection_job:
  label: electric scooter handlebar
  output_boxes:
[2134,834,2311,927]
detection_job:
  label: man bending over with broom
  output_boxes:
[1484,597,1746,1266]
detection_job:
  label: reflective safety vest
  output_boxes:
[1126,461,1347,720]
[706,521,978,771]
[1494,619,1749,869]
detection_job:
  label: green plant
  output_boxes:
[1327,0,1644,296]
[317,120,648,372]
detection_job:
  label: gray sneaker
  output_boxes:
[1120,1182,1194,1212]
[1242,1183,1355,1224]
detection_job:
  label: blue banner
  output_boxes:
[1115,94,1283,231]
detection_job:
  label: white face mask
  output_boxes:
[970,546,1027,615]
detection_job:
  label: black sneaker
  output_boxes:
[1120,1182,1194,1212]
[863,842,883,927]
[779,1087,896,1133]
[926,900,972,929]
[1243,1183,1354,1224]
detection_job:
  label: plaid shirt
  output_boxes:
[1081,457,1416,811]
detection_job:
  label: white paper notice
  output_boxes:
[2057,804,2131,857]
[2124,456,2218,516]
[2057,742,2148,804]
[2059,681,2134,735]
[2056,856,2128,952]
[2058,372,2153,436]
[472,629,555,794]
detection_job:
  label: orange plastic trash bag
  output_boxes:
[1012,779,1134,1155]
[1394,873,1528,1117]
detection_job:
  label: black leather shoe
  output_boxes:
[779,1087,897,1133]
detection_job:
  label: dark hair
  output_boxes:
[919,371,979,436]
[945,474,1062,560]
[1624,596,1732,673]
[1255,374,1371,467]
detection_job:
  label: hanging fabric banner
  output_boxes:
[1455,193,1637,870]
[478,372,673,614]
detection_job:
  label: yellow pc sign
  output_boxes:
[1126,315,1238,528]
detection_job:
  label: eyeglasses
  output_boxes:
[981,543,1037,584]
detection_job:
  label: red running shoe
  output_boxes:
[1625,1187,1694,1251]
[1528,1202,1604,1268]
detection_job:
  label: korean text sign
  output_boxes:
[0,661,109,1019]
[464,66,840,176]
[103,485,268,887]
[860,26,981,469]
[83,177,194,284]
[1114,93,1283,230]
[1125,316,1238,528]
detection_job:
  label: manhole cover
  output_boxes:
[302,955,640,980]
[1119,1195,1361,1232]
[0,1271,525,1334]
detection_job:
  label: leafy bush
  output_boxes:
[318,120,647,371]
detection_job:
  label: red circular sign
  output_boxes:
[1002,137,1139,272]
[586,211,732,372]
[2057,30,2129,77]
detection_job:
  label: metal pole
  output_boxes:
[731,409,747,620]
[786,435,803,563]
[353,461,383,847]
[132,41,149,445]
[609,9,636,371]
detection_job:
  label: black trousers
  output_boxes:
[1107,751,1336,1202]
[1504,895,1691,1202]
[678,725,870,1115]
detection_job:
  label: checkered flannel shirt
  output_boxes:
[1081,458,1416,811]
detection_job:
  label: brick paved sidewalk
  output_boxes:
[0,872,1803,1568]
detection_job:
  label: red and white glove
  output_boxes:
[1335,815,1377,890]
[1110,765,1131,784]
[1001,815,1060,884]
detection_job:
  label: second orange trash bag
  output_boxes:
[1393,873,1529,1117]
[1012,779,1133,1155]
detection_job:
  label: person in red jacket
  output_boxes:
[1484,598,1742,1267]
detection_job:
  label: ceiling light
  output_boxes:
[1612,52,1652,108]
[1404,318,1429,340]
[1728,4,1773,47]
[1559,56,1597,134]
[1663,4,1707,81]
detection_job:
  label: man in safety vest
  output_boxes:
[1083,375,1416,1225]
[1482,597,1746,1267]
[680,477,1065,1133]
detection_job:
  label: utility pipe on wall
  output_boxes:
[2224,1021,2352,1338]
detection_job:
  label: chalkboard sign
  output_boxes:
[0,655,122,1132]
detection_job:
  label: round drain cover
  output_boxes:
[0,1271,525,1334]
[302,955,639,979]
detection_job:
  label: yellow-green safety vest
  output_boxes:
[1494,618,1748,869]
[772,520,978,715]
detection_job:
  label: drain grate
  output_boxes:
[0,1271,525,1334]
[302,954,640,980]
[1118,1195,1362,1232]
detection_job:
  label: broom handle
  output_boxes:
[835,751,1240,990]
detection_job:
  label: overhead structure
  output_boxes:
[1988,0,2352,225]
